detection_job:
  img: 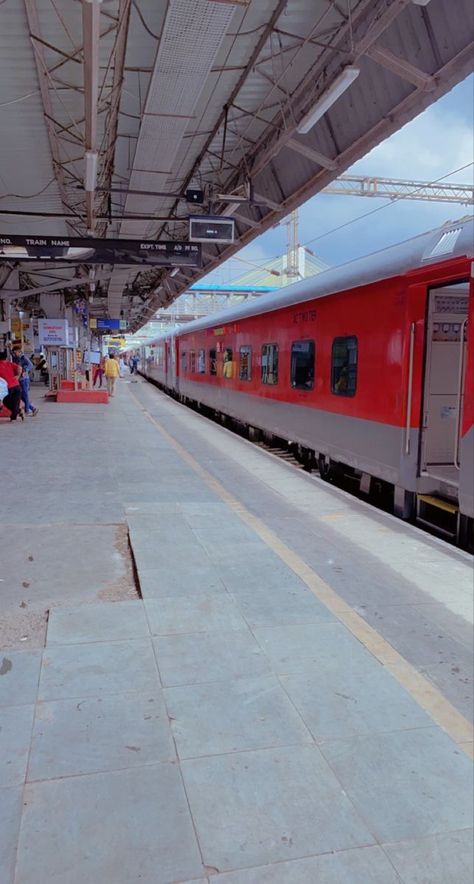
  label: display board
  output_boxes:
[90,318,128,332]
[84,351,101,365]
[189,216,235,244]
[0,235,202,267]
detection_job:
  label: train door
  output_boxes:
[420,280,469,487]
[171,335,178,391]
[459,271,474,530]
[164,339,170,386]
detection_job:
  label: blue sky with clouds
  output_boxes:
[206,73,473,284]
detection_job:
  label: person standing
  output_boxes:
[36,354,49,386]
[0,375,8,415]
[105,352,120,397]
[0,351,22,420]
[12,346,38,416]
[119,355,127,378]
[93,355,105,387]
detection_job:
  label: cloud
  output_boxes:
[209,76,473,278]
[351,79,473,181]
[295,76,474,265]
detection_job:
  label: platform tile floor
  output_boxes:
[1,381,473,883]
[2,577,473,882]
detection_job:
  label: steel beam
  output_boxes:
[287,138,338,170]
[355,0,413,56]
[1,272,113,300]
[323,175,474,204]
[96,0,132,236]
[23,0,84,234]
[366,45,436,91]
[82,0,102,231]
[159,0,289,238]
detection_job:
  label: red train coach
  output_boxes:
[142,218,474,546]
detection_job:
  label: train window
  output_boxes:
[223,347,233,380]
[198,349,206,373]
[291,340,315,390]
[181,350,187,373]
[209,348,217,376]
[239,346,252,381]
[331,336,357,396]
[261,343,278,384]
[190,351,196,373]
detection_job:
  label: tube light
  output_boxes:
[297,66,360,135]
[84,151,98,192]
[411,0,431,5]
[170,268,180,277]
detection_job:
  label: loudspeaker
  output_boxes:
[185,189,204,204]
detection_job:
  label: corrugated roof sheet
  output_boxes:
[0,0,472,322]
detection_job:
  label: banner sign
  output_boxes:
[0,236,202,267]
[38,319,69,346]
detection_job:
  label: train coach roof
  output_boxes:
[151,217,473,342]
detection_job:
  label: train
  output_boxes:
[139,217,474,547]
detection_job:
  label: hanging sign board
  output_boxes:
[11,317,23,342]
[104,336,126,348]
[189,215,235,244]
[84,351,101,365]
[38,319,69,346]
[90,318,127,333]
[0,236,202,267]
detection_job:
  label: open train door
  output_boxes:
[418,276,469,538]
[164,338,170,387]
[458,266,474,543]
[170,334,178,392]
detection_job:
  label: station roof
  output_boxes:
[0,0,472,331]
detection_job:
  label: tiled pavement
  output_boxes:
[1,380,472,883]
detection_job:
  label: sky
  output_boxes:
[203,73,473,284]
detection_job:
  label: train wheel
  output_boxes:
[318,454,332,481]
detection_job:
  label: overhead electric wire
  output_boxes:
[0,178,57,201]
[132,0,161,41]
[0,90,40,109]
[232,161,474,274]
[301,161,474,249]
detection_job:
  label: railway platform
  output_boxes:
[1,378,473,884]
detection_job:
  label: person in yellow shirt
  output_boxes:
[104,353,120,397]
[222,350,233,379]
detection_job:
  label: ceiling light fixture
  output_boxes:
[170,268,180,277]
[297,66,360,135]
[85,151,98,192]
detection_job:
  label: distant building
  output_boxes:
[229,246,329,289]
[125,245,329,342]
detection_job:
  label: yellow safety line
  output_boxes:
[130,389,474,756]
